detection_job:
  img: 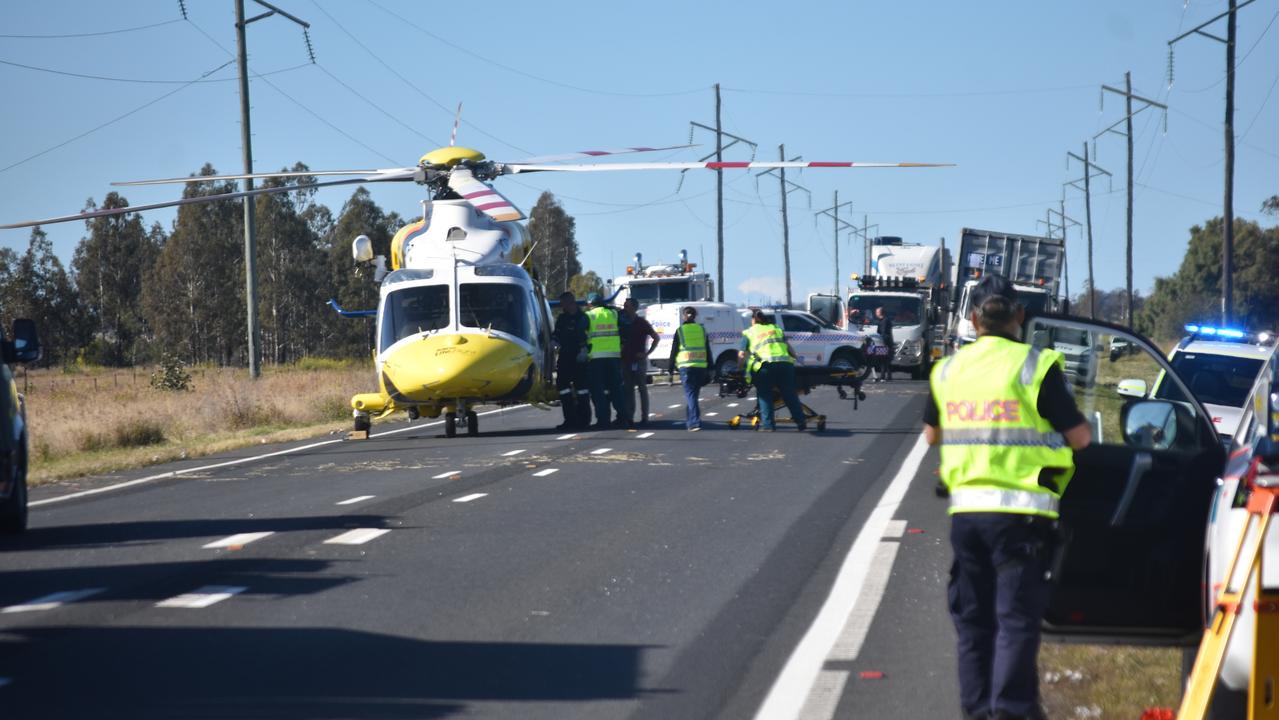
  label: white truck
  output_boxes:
[948,228,1064,346]
[843,237,952,379]
[609,250,713,309]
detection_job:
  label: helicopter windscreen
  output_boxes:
[459,283,533,342]
[380,285,449,351]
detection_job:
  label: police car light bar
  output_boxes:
[1185,324,1247,340]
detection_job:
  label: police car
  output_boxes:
[1147,325,1278,445]
[1199,342,1279,715]
[1,317,40,534]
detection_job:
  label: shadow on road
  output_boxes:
[0,514,389,552]
[0,626,661,719]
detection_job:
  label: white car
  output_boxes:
[1200,337,1279,713]
[1148,328,1278,444]
[742,309,884,378]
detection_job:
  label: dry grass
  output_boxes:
[19,361,376,484]
[1040,644,1183,718]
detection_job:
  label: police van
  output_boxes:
[1,317,40,534]
[645,302,747,378]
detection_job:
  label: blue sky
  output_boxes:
[2,1,1276,306]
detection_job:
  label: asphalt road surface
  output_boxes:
[0,379,961,719]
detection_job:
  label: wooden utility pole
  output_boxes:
[1168,0,1256,325]
[715,83,724,302]
[1066,147,1111,320]
[231,0,312,377]
[815,195,856,296]
[1097,73,1166,327]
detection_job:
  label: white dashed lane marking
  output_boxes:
[727,402,740,408]
[2,588,105,614]
[202,532,273,549]
[557,434,577,440]
[453,493,487,503]
[532,469,559,477]
[156,586,247,609]
[432,470,461,479]
[705,412,719,417]
[501,449,527,457]
[589,448,612,455]
[637,432,655,439]
[667,404,682,409]
[336,495,375,506]
[324,528,390,545]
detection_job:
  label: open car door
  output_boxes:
[1026,315,1226,643]
[806,293,845,330]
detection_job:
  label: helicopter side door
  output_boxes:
[530,282,554,386]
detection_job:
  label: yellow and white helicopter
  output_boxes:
[1,136,950,437]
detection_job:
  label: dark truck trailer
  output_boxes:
[948,229,1065,346]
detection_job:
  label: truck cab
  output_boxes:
[1,317,41,534]
[847,276,936,379]
[610,250,713,310]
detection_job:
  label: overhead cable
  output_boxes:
[0,57,309,84]
[0,18,182,39]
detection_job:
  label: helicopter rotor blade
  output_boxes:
[447,168,523,222]
[0,175,403,230]
[497,143,696,166]
[503,160,954,174]
[112,168,419,187]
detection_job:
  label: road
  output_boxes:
[0,379,960,719]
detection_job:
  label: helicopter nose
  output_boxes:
[381,333,532,401]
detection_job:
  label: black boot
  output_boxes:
[575,394,593,430]
[556,396,576,430]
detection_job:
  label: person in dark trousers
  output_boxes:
[584,293,628,429]
[620,298,659,427]
[667,306,710,431]
[874,305,895,382]
[739,309,807,432]
[552,291,592,430]
[924,275,1092,720]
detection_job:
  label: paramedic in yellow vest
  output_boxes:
[585,293,628,430]
[924,275,1091,720]
[738,309,807,432]
[667,306,710,431]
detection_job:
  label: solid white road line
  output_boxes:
[432,470,461,479]
[324,528,390,545]
[336,495,375,506]
[637,432,655,439]
[532,468,559,477]
[202,531,273,549]
[30,405,533,508]
[2,588,105,614]
[589,448,612,455]
[156,586,247,609]
[557,434,577,440]
[501,449,527,457]
[753,433,929,720]
[453,493,487,503]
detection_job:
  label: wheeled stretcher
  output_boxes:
[716,365,868,432]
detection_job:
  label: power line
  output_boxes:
[0,60,235,174]
[0,18,183,39]
[721,83,1095,99]
[312,63,441,146]
[0,57,309,84]
[362,0,707,99]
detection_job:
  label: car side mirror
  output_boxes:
[1121,400,1179,450]
[1116,379,1147,399]
[7,319,40,364]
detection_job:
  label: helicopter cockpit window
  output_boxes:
[459,283,532,342]
[380,285,449,351]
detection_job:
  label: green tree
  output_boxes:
[516,192,580,296]
[322,187,402,358]
[1070,282,1144,325]
[1137,217,1279,340]
[255,164,327,364]
[142,165,244,365]
[1,228,84,365]
[567,271,604,299]
[72,193,160,365]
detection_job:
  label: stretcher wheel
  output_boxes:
[729,416,741,429]
[816,418,826,432]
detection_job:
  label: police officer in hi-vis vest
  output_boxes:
[739,309,807,432]
[584,293,628,430]
[924,275,1091,720]
[667,305,710,431]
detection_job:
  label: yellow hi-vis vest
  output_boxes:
[930,335,1075,519]
[675,322,709,369]
[586,306,621,360]
[743,324,793,372]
